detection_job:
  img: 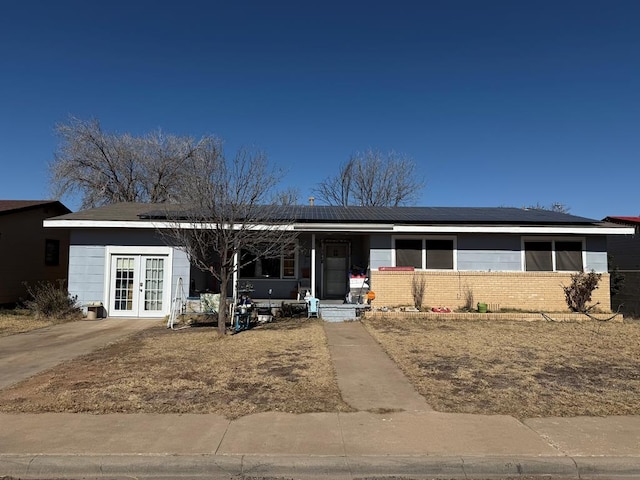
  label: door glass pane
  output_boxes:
[114,257,135,310]
[144,257,164,311]
[325,244,348,296]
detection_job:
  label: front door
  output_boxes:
[110,255,168,317]
[323,243,349,299]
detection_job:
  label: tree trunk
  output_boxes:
[217,266,229,336]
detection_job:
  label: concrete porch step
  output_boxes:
[320,304,369,322]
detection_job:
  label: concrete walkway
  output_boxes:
[1,319,640,479]
[0,317,156,389]
[324,321,431,412]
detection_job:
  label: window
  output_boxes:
[395,239,422,268]
[556,241,583,271]
[426,239,454,269]
[44,239,60,266]
[524,239,584,272]
[395,237,455,270]
[524,241,552,271]
[239,245,296,279]
[282,250,295,277]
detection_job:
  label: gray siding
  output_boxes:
[68,245,105,306]
[370,233,610,273]
[370,234,392,270]
[457,235,521,271]
[585,236,608,273]
[170,248,191,303]
[69,230,190,315]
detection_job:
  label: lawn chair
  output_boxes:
[307,297,320,318]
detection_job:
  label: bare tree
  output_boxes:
[49,116,220,209]
[161,148,298,336]
[313,149,424,206]
[270,186,300,206]
[526,202,571,213]
[313,159,354,206]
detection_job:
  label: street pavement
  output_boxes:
[0,319,639,479]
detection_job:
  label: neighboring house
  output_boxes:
[44,202,633,318]
[603,216,640,317]
[0,200,71,305]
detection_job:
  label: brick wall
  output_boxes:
[369,270,611,312]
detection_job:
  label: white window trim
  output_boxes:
[521,237,586,272]
[392,235,457,270]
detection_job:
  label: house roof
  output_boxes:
[44,202,635,235]
[603,216,640,225]
[52,202,599,224]
[0,200,70,216]
[48,202,150,222]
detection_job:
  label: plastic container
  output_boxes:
[477,303,488,313]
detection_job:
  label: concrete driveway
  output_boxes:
[0,318,157,389]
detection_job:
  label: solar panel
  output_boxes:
[138,205,598,225]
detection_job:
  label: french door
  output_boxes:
[109,255,169,317]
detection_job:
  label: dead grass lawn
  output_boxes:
[0,309,76,337]
[0,318,352,419]
[363,316,640,418]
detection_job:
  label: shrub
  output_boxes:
[463,284,475,311]
[562,271,601,313]
[411,273,426,310]
[22,280,81,320]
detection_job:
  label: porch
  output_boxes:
[183,296,368,322]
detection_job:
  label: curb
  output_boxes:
[3,454,640,479]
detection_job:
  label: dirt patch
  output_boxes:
[0,318,353,419]
[363,316,640,418]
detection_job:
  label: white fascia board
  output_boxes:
[43,219,294,231]
[44,220,164,229]
[392,225,636,235]
[44,219,635,236]
[294,223,394,232]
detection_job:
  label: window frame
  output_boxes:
[392,235,457,270]
[239,242,298,280]
[521,237,586,272]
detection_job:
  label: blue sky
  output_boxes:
[1,0,638,218]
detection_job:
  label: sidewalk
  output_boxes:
[1,320,639,479]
